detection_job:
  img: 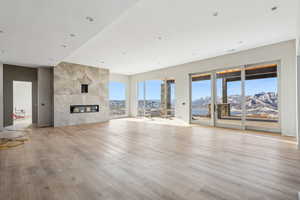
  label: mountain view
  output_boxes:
[110,100,126,116]
[192,92,278,120]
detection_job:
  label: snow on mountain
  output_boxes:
[192,92,278,117]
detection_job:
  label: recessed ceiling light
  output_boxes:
[61,44,67,48]
[271,6,278,11]
[86,16,94,22]
[227,49,235,52]
[213,12,219,17]
[70,33,76,37]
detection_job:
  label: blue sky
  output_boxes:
[145,80,162,99]
[112,80,173,101]
[109,82,125,100]
[192,77,277,100]
[138,80,175,100]
[138,80,163,100]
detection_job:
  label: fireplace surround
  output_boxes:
[54,62,109,127]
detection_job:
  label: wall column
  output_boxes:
[222,78,227,104]
[0,63,3,130]
[297,56,300,147]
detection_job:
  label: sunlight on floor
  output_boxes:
[117,117,192,127]
[115,117,296,144]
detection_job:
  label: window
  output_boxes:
[109,82,126,117]
[145,80,162,114]
[137,79,175,118]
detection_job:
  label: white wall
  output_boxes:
[109,73,131,116]
[297,0,300,56]
[130,40,297,137]
[0,63,3,129]
[297,56,300,146]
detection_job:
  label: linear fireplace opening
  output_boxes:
[70,105,99,114]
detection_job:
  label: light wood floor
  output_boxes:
[1,119,300,200]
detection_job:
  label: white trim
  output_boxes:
[241,66,246,130]
[211,72,216,127]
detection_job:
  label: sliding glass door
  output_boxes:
[190,62,280,133]
[245,63,279,131]
[191,73,213,125]
[215,68,243,129]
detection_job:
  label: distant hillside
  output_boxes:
[192,92,278,118]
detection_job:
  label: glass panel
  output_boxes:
[169,80,175,116]
[245,64,279,130]
[216,68,242,127]
[191,73,212,124]
[137,81,145,116]
[109,82,126,117]
[145,80,162,117]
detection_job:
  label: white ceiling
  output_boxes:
[66,0,298,74]
[0,0,138,67]
[0,0,299,74]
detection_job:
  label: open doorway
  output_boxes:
[13,81,32,128]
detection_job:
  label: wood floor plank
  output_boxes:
[0,119,300,200]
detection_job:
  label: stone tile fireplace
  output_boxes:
[54,62,109,127]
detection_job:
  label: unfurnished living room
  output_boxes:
[0,0,300,200]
